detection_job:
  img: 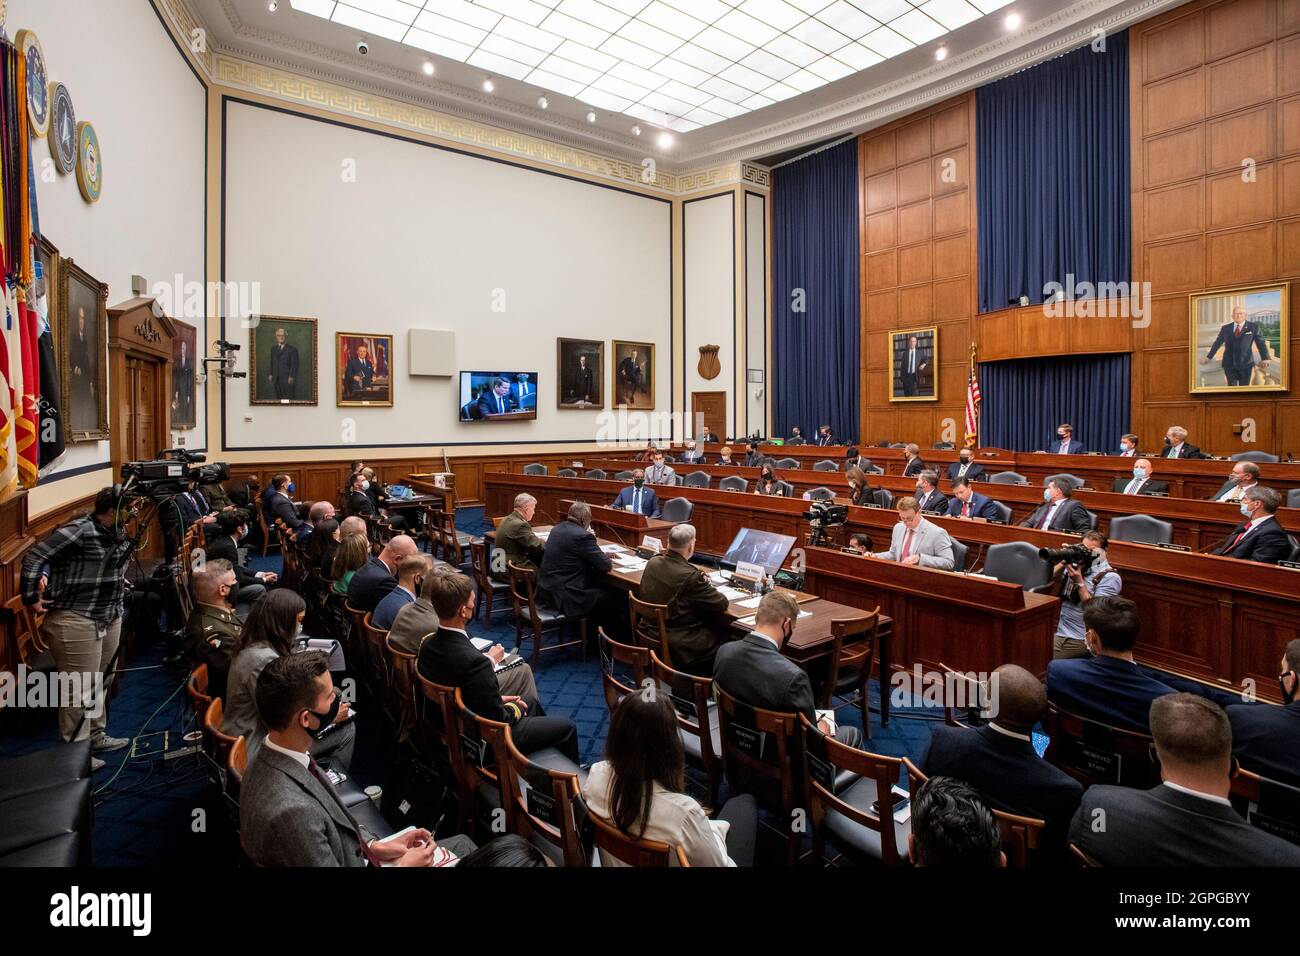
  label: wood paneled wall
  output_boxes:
[1130,0,1300,455]
[860,95,978,444]
[857,0,1300,456]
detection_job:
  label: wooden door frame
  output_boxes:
[107,298,177,477]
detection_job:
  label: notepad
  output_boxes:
[717,587,749,601]
[600,544,626,553]
[471,637,493,652]
[735,595,763,608]
[735,610,811,628]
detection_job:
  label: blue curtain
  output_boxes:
[977,32,1130,313]
[772,139,860,442]
[979,353,1130,453]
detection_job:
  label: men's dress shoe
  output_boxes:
[91,756,106,772]
[91,734,129,753]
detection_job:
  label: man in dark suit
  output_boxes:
[494,493,545,579]
[1202,305,1272,387]
[372,554,429,630]
[611,469,661,517]
[418,570,578,761]
[1159,425,1205,459]
[743,441,766,468]
[913,469,948,515]
[679,440,704,464]
[264,474,306,535]
[618,348,644,405]
[240,652,474,866]
[713,590,861,748]
[342,343,375,399]
[1111,458,1169,496]
[815,425,833,447]
[1117,434,1139,457]
[68,308,95,424]
[347,534,419,613]
[637,524,730,676]
[1226,639,1300,786]
[1048,424,1084,456]
[205,509,276,606]
[946,449,986,482]
[268,327,299,401]
[1046,596,1176,732]
[538,501,623,638]
[898,333,929,397]
[920,664,1083,851]
[787,426,806,445]
[345,471,377,520]
[512,373,535,409]
[569,354,594,405]
[902,443,925,478]
[172,338,194,424]
[1070,693,1300,866]
[1210,486,1292,564]
[476,376,515,417]
[946,477,1001,521]
[1020,477,1092,533]
[1208,461,1261,503]
[701,426,721,444]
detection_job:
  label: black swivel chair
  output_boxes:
[719,476,748,493]
[989,471,1028,485]
[684,471,711,489]
[813,460,839,472]
[1108,514,1173,545]
[660,498,694,523]
[523,463,547,476]
[982,542,1052,590]
[1230,451,1280,463]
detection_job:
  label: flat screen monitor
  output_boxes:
[460,371,539,422]
[721,528,797,576]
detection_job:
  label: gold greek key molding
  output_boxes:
[157,0,216,77]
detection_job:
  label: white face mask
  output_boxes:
[360,479,370,491]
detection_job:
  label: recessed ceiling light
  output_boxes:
[482,77,495,93]
[537,96,549,109]
[657,131,674,149]
[1004,12,1021,29]
[586,110,597,123]
[422,61,434,76]
[631,125,642,136]
[935,46,948,61]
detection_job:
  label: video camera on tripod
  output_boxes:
[802,500,849,548]
[120,449,229,501]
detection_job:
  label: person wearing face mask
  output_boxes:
[1158,425,1205,459]
[1019,478,1092,533]
[347,469,408,532]
[945,449,986,482]
[224,589,356,770]
[945,476,1001,521]
[743,441,766,468]
[845,465,883,507]
[1209,486,1291,563]
[713,591,862,748]
[716,445,736,466]
[1050,531,1122,660]
[1207,461,1260,502]
[646,452,678,486]
[901,442,926,478]
[787,425,806,446]
[611,468,662,517]
[372,554,431,631]
[871,497,955,570]
[754,464,784,496]
[637,524,731,677]
[240,651,477,867]
[913,469,948,514]
[1048,424,1084,456]
[184,559,243,702]
[1110,458,1169,496]
[1225,639,1300,787]
[679,440,704,464]
[205,508,277,606]
[1046,595,1176,732]
[264,474,306,534]
[1116,433,1140,458]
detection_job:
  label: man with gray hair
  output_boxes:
[185,558,241,700]
[1159,424,1205,459]
[1211,485,1291,563]
[494,493,545,580]
[339,515,368,540]
[637,523,731,676]
[538,501,623,638]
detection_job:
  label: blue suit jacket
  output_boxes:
[611,484,660,517]
[1047,439,1084,455]
[477,390,516,417]
[372,586,415,631]
[945,461,987,482]
[1046,654,1177,732]
[946,491,1000,521]
[1227,700,1300,786]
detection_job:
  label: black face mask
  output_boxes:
[1164,436,1173,445]
[305,693,341,739]
[1057,432,1067,440]
[1281,672,1297,705]
[762,472,773,482]
[960,455,971,464]
[633,478,645,488]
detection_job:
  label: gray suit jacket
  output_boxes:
[872,518,954,570]
[223,643,279,763]
[387,596,439,655]
[239,744,369,867]
[1070,782,1300,866]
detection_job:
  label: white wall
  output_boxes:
[14,0,206,514]
[745,192,767,437]
[222,100,672,451]
[683,193,736,439]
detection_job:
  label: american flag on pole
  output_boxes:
[964,343,980,448]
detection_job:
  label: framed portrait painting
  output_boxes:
[171,320,198,429]
[557,338,604,409]
[250,317,318,405]
[36,236,58,338]
[57,258,109,441]
[613,340,654,409]
[888,326,938,402]
[1189,285,1289,394]
[337,332,394,407]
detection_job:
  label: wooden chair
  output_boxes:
[1230,767,1300,846]
[360,612,394,717]
[468,538,510,626]
[820,610,880,738]
[802,714,907,866]
[649,650,721,811]
[416,674,475,833]
[362,513,393,548]
[913,662,991,728]
[186,664,212,724]
[628,593,672,667]
[385,636,420,745]
[342,601,370,676]
[506,561,587,670]
[434,508,472,566]
[1069,843,1101,866]
[172,564,194,630]
[453,688,515,839]
[499,730,590,867]
[714,684,805,864]
[252,494,274,557]
[598,628,650,715]
[901,757,1046,866]
[202,697,239,788]
[588,811,690,867]
[5,595,51,670]
[1044,703,1156,790]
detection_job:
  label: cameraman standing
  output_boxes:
[1051,530,1122,660]
[21,488,135,764]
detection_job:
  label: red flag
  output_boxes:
[964,343,981,449]
[16,292,39,486]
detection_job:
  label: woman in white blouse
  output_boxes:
[583,687,757,866]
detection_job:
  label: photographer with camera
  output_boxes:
[20,487,135,764]
[1047,530,1121,660]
